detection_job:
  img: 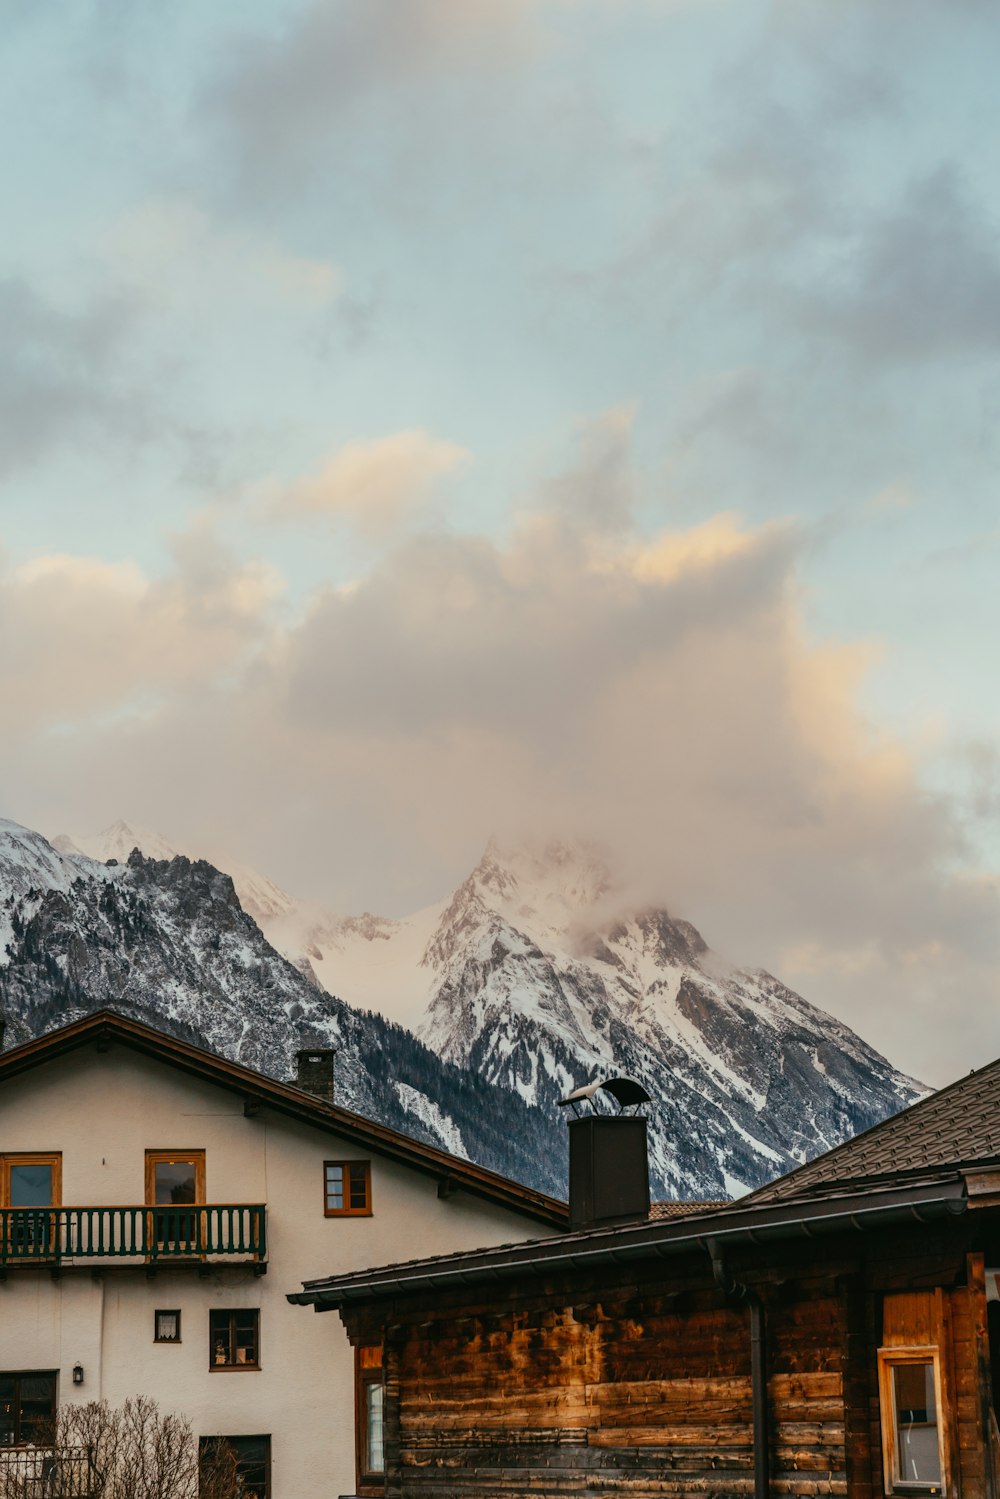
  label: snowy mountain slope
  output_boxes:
[16,817,925,1198]
[54,821,294,928]
[264,838,925,1198]
[0,822,564,1194]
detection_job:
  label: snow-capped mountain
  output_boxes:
[0,821,560,1194]
[8,816,924,1199]
[265,838,924,1197]
[54,821,294,927]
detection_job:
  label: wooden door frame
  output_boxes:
[1,1153,62,1259]
[144,1150,206,1257]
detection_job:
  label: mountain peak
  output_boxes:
[465,836,616,942]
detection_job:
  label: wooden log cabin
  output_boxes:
[289,1069,1000,1499]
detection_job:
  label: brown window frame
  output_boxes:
[209,1308,261,1371]
[355,1345,385,1494]
[154,1309,182,1344]
[0,1154,62,1208]
[144,1150,206,1206]
[877,1346,948,1497]
[1,1154,62,1259]
[0,1370,59,1447]
[144,1150,206,1258]
[324,1160,372,1217]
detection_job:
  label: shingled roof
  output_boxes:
[746,1054,1000,1204]
[649,1199,728,1220]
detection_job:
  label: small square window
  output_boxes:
[209,1309,260,1370]
[155,1310,181,1343]
[324,1160,371,1216]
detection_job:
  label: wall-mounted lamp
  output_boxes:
[72,1364,84,1386]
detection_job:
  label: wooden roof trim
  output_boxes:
[0,1010,567,1228]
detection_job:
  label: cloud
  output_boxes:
[261,430,470,539]
[202,0,537,199]
[4,415,997,1085]
[804,167,1000,364]
[103,197,340,311]
[0,524,280,732]
[0,278,141,476]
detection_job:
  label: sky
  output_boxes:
[1,0,999,1085]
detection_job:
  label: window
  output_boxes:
[145,1151,205,1255]
[1,1155,61,1259]
[0,1372,57,1447]
[154,1310,181,1343]
[0,1156,61,1209]
[324,1160,371,1217]
[878,1350,945,1495]
[355,1345,385,1492]
[145,1151,205,1206]
[209,1310,260,1370]
[199,1435,270,1498]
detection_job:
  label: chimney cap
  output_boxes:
[558,1076,651,1114]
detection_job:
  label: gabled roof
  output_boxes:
[745,1054,1000,1204]
[0,1011,566,1228]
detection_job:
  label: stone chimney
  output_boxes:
[295,1048,336,1104]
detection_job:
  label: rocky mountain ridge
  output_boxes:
[10,818,926,1198]
[0,820,560,1194]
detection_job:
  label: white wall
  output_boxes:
[0,1047,551,1497]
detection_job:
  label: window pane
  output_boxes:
[366,1381,385,1474]
[0,1378,16,1446]
[348,1164,369,1210]
[325,1165,344,1211]
[154,1160,197,1205]
[155,1311,180,1342]
[893,1362,941,1487]
[200,1436,270,1497]
[8,1164,53,1207]
[235,1312,258,1365]
[0,1374,57,1446]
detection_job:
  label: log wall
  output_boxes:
[342,1224,997,1499]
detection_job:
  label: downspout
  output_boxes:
[706,1237,769,1499]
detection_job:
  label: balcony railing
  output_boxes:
[0,1205,266,1267]
[0,1444,95,1496]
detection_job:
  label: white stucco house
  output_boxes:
[0,1011,565,1497]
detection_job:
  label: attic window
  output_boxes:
[324,1161,371,1216]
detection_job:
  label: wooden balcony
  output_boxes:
[0,1204,267,1272]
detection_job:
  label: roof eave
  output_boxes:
[0,1010,567,1228]
[287,1175,969,1310]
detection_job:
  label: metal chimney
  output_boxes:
[295,1048,336,1104]
[558,1078,651,1231]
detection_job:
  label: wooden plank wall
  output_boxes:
[346,1226,996,1499]
[384,1268,850,1498]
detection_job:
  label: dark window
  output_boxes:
[209,1310,260,1370]
[199,1435,270,1497]
[356,1346,384,1490]
[324,1160,371,1216]
[0,1372,57,1447]
[155,1310,181,1343]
